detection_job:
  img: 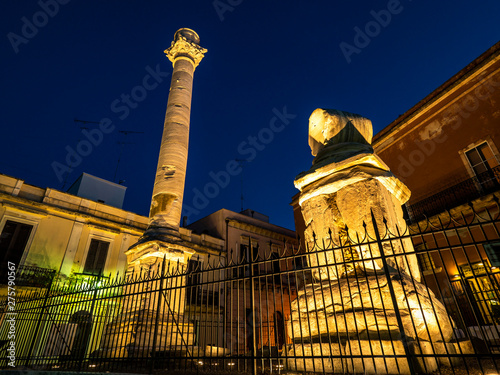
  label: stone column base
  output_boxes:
[130,319,195,357]
[287,342,344,373]
[287,339,473,374]
[96,309,195,359]
[345,340,411,374]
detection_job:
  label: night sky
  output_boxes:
[1,1,499,231]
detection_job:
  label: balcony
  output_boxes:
[15,265,56,288]
[408,165,500,222]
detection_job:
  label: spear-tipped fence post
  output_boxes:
[249,242,257,375]
[370,209,416,375]
[25,277,53,366]
[150,255,166,374]
[78,272,101,372]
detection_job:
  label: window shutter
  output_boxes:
[84,239,109,275]
[95,241,109,274]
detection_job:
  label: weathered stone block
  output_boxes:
[308,108,373,156]
[287,343,344,373]
[288,107,458,374]
[414,340,459,369]
[289,273,454,342]
[345,340,412,374]
[453,339,474,355]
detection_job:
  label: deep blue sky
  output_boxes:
[1,1,499,231]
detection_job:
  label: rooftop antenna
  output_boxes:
[114,141,134,182]
[119,130,144,136]
[61,119,101,190]
[113,130,144,182]
[74,118,100,126]
[235,159,248,212]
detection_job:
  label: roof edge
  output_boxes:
[373,40,500,145]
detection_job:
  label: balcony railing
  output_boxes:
[15,264,56,288]
[408,165,500,221]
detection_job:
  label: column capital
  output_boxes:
[164,28,207,68]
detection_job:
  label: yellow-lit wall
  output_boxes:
[0,174,148,290]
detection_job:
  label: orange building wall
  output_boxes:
[373,47,500,204]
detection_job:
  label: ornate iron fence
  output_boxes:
[1,201,500,374]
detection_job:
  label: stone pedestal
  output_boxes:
[97,238,197,358]
[98,309,195,359]
[287,339,473,374]
[128,310,195,357]
[287,343,344,373]
[345,340,411,374]
[287,272,454,342]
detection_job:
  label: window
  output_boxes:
[251,242,259,275]
[415,242,441,275]
[186,258,202,304]
[271,251,281,283]
[458,262,500,325]
[240,243,249,263]
[484,241,500,268]
[0,220,33,279]
[187,258,202,286]
[293,255,307,270]
[235,243,249,277]
[417,252,436,273]
[270,251,280,272]
[465,142,499,177]
[233,237,261,277]
[83,239,109,275]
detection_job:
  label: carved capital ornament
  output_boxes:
[164,28,207,68]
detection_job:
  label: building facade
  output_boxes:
[0,173,147,294]
[0,171,299,361]
[371,42,500,330]
[188,208,299,355]
[372,41,500,222]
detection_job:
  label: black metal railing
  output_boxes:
[1,202,500,374]
[15,265,56,288]
[186,288,220,306]
[408,165,500,221]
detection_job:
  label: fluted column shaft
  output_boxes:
[146,29,206,237]
[149,58,194,233]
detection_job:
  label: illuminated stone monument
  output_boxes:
[99,28,207,359]
[125,26,206,317]
[287,109,462,373]
[127,27,206,276]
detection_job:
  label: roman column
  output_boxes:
[146,28,206,239]
[101,29,207,359]
[126,28,206,275]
